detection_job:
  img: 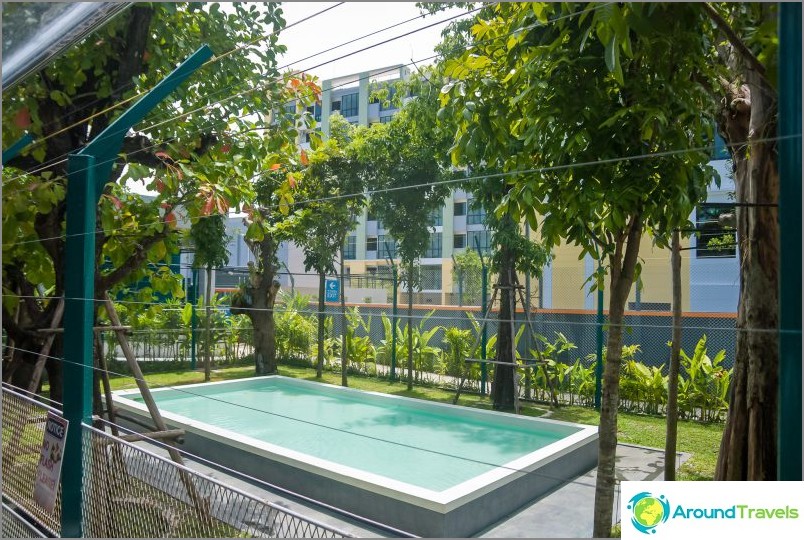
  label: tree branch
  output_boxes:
[702,3,766,76]
[96,227,171,292]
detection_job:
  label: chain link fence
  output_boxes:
[1,384,352,538]
[1,502,48,538]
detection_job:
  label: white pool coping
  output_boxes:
[114,375,598,513]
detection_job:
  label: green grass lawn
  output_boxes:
[104,363,723,480]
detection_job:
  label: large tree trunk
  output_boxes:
[251,308,277,376]
[316,272,326,378]
[593,213,642,538]
[665,230,682,480]
[715,67,779,480]
[204,265,212,382]
[491,245,517,411]
[232,237,281,376]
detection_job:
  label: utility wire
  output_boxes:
[2,293,782,334]
[2,3,485,185]
[3,132,795,250]
[8,3,346,160]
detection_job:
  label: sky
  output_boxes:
[272,2,469,80]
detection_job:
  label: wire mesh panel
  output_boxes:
[1,502,48,538]
[81,425,352,538]
[0,386,61,536]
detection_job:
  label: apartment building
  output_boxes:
[213,64,739,313]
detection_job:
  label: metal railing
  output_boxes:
[1,384,352,538]
[1,385,62,536]
[1,501,49,538]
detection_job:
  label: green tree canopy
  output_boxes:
[439,3,716,535]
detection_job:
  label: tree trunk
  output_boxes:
[340,255,348,387]
[204,266,212,381]
[715,66,779,480]
[317,272,325,378]
[251,308,277,375]
[407,261,414,391]
[592,214,642,538]
[665,230,682,480]
[492,245,517,411]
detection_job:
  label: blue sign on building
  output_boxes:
[325,279,340,302]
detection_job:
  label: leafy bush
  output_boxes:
[343,307,376,375]
[274,292,315,362]
[677,335,731,422]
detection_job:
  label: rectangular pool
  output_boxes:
[114,376,598,537]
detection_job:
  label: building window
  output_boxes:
[367,207,377,221]
[420,265,442,290]
[343,235,356,260]
[307,104,322,122]
[425,233,442,258]
[454,201,467,216]
[341,92,359,117]
[467,230,492,253]
[331,100,341,112]
[466,200,486,225]
[453,234,466,249]
[379,115,393,123]
[378,235,397,258]
[366,236,378,252]
[430,209,442,227]
[284,103,296,115]
[696,204,737,258]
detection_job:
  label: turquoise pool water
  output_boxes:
[129,377,577,492]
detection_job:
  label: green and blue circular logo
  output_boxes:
[628,492,671,534]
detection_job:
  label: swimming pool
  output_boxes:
[114,376,598,537]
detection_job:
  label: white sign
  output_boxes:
[33,412,69,513]
[621,481,803,539]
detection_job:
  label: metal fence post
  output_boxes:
[594,265,604,410]
[778,0,802,481]
[59,45,213,536]
[480,262,488,396]
[62,153,97,538]
[190,267,199,370]
[391,265,398,381]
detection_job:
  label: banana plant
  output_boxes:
[679,335,731,421]
[344,307,376,375]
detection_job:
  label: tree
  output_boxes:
[702,3,781,482]
[440,3,715,535]
[188,213,230,382]
[464,176,550,411]
[665,231,682,480]
[451,248,482,305]
[350,73,452,390]
[2,2,287,401]
[297,114,365,379]
[230,72,322,375]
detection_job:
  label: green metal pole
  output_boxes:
[391,265,398,381]
[60,45,213,537]
[594,267,604,410]
[2,132,34,164]
[778,0,802,481]
[190,267,199,370]
[61,154,97,538]
[480,264,488,396]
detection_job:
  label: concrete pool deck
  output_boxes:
[132,439,689,538]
